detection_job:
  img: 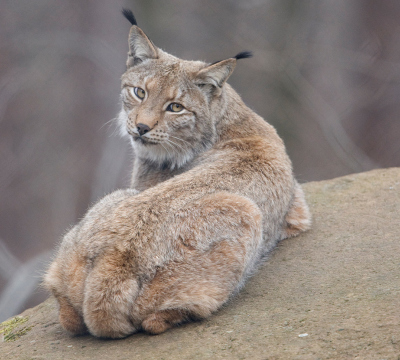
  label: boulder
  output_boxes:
[2,168,399,359]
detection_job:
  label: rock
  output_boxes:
[1,168,399,359]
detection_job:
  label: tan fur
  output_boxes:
[43,18,311,338]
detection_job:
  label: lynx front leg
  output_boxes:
[82,251,140,339]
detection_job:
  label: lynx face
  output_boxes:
[117,23,240,170]
[118,55,217,169]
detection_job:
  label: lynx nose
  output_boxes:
[136,123,150,136]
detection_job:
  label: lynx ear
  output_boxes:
[122,9,158,68]
[195,51,253,93]
[195,59,236,89]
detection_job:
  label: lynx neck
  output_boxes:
[216,84,273,143]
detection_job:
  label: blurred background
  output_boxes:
[1,0,399,321]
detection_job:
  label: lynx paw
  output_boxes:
[283,183,311,239]
[142,314,172,334]
[142,310,190,335]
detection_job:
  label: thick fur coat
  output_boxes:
[44,10,311,338]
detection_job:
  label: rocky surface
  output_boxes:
[1,168,399,359]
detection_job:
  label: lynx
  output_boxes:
[43,9,311,338]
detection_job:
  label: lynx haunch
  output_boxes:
[44,9,311,338]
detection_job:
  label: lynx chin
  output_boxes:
[43,9,311,338]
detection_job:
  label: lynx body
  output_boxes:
[44,10,310,338]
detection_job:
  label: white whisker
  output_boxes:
[99,117,116,131]
[98,117,120,138]
[169,135,191,146]
[164,140,177,152]
[166,138,185,152]
[160,142,172,157]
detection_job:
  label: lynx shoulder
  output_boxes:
[43,9,311,338]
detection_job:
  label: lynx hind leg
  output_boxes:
[283,182,311,239]
[139,193,264,334]
[57,296,87,335]
[83,251,139,339]
[140,239,261,334]
[43,251,87,335]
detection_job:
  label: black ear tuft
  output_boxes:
[122,8,138,26]
[234,51,253,60]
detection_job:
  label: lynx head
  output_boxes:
[118,9,252,169]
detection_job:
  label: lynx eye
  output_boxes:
[167,103,184,113]
[133,87,146,100]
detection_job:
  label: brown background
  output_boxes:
[1,0,399,321]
